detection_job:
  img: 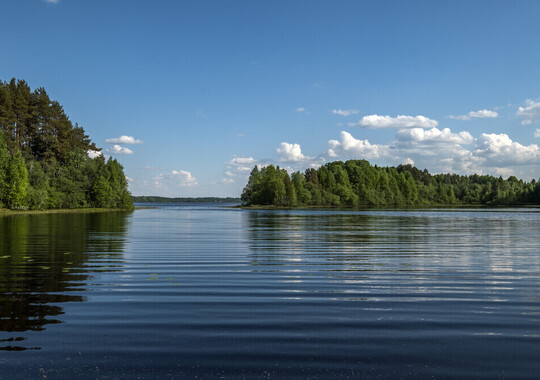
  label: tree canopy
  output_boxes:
[0,78,133,210]
[241,160,540,207]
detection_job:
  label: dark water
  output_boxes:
[1,205,540,379]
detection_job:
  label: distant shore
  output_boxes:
[132,196,241,203]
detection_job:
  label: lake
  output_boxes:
[1,204,540,378]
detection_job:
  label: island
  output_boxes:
[241,161,540,207]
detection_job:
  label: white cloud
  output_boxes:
[107,145,133,155]
[449,109,498,121]
[390,127,477,172]
[43,0,59,3]
[332,109,359,117]
[105,135,143,144]
[229,157,255,166]
[277,142,307,162]
[296,107,306,113]
[222,178,235,184]
[171,170,198,186]
[324,126,540,179]
[153,169,198,191]
[225,156,260,181]
[327,131,385,159]
[276,142,325,169]
[517,99,540,125]
[535,129,540,138]
[474,133,540,166]
[402,158,415,166]
[395,127,474,146]
[469,109,498,118]
[491,167,516,178]
[87,149,102,159]
[353,114,438,129]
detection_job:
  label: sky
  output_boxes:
[2,0,540,197]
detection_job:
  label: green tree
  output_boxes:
[291,171,311,205]
[26,160,50,210]
[0,132,9,206]
[6,151,29,209]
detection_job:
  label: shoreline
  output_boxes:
[236,204,540,210]
[0,207,137,217]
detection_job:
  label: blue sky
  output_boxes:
[2,0,540,196]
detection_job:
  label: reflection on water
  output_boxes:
[0,212,131,350]
[1,206,540,378]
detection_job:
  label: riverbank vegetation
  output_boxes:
[241,160,540,207]
[0,78,133,210]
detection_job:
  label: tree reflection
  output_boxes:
[245,211,380,267]
[0,211,131,350]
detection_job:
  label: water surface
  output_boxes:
[1,205,540,378]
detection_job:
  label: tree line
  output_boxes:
[0,78,133,210]
[241,160,540,207]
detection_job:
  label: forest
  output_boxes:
[241,160,540,207]
[0,78,133,210]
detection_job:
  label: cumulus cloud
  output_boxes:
[448,109,498,121]
[43,0,59,3]
[87,149,102,159]
[535,129,540,138]
[517,99,540,125]
[327,131,386,159]
[296,107,306,113]
[395,127,474,146]
[222,178,235,184]
[332,109,359,117]
[277,142,308,162]
[107,145,133,155]
[402,158,415,166]
[171,170,198,186]
[153,169,198,191]
[474,133,540,166]
[390,127,478,172]
[276,142,326,170]
[105,135,143,144]
[352,114,438,129]
[324,125,540,178]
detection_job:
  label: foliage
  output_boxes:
[241,160,540,207]
[0,78,133,210]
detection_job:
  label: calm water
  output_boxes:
[1,205,540,379]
